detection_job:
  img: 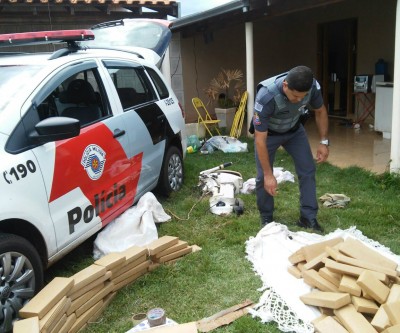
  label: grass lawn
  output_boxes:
[45,137,400,333]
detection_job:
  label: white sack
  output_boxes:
[93,192,171,260]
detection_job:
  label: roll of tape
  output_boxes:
[147,308,166,327]
[131,313,147,326]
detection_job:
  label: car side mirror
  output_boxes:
[30,117,80,143]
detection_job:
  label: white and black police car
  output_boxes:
[0,19,186,332]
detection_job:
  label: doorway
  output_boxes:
[317,19,357,120]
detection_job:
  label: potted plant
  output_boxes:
[204,68,245,131]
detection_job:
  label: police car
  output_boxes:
[0,21,186,332]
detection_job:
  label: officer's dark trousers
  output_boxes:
[255,125,318,221]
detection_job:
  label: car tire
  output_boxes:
[157,146,184,196]
[0,233,43,333]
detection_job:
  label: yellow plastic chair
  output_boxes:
[192,97,221,137]
[230,91,248,138]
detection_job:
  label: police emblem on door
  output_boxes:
[81,144,106,180]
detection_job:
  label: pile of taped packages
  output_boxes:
[13,236,198,333]
[288,237,400,332]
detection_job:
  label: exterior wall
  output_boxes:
[176,0,396,122]
[180,24,246,123]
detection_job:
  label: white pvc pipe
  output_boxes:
[245,21,255,137]
[391,1,400,173]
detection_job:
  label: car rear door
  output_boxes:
[100,59,167,197]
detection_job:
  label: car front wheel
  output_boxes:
[157,146,184,195]
[0,233,43,333]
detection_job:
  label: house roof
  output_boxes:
[172,0,347,37]
[0,0,179,22]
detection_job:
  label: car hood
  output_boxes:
[84,19,172,68]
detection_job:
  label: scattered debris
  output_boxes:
[319,193,350,208]
[196,299,254,332]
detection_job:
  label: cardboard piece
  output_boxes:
[142,322,198,332]
[196,300,253,332]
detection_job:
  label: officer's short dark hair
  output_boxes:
[285,66,314,92]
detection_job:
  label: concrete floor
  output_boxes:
[305,117,391,174]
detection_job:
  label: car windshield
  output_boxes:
[0,65,43,111]
[87,20,171,57]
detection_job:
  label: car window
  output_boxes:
[145,67,169,100]
[0,65,43,112]
[38,69,108,127]
[103,61,156,110]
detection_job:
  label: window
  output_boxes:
[146,67,169,100]
[36,69,107,127]
[104,61,156,110]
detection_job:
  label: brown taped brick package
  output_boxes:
[19,277,74,319]
[147,235,179,256]
[13,316,40,333]
[334,303,378,333]
[338,238,398,271]
[314,315,349,333]
[300,291,351,309]
[357,270,390,304]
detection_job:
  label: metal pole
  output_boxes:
[390,0,400,173]
[245,21,254,138]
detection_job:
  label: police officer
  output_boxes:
[252,65,329,231]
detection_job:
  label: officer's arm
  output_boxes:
[255,130,277,196]
[314,104,329,163]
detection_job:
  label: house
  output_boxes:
[1,0,399,172]
[170,0,399,172]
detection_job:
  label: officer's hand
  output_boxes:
[316,144,329,163]
[264,175,278,196]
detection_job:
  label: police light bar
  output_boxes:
[0,30,95,47]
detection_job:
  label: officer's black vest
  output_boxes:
[257,74,311,133]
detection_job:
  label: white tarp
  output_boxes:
[245,222,400,332]
[93,192,171,260]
